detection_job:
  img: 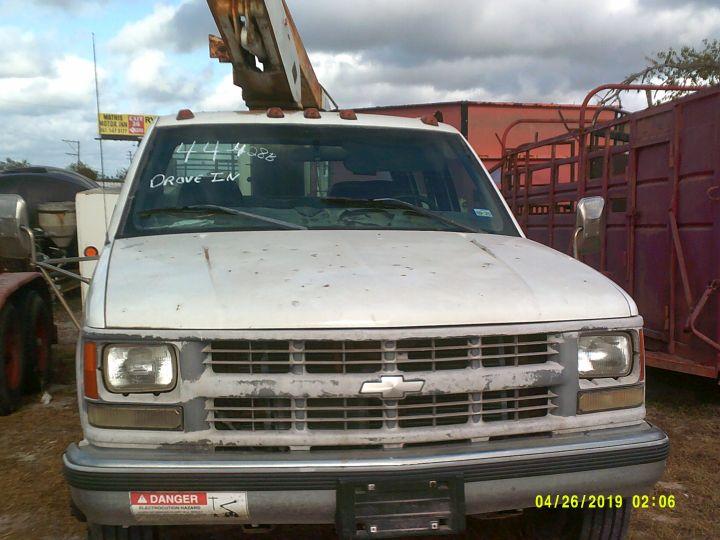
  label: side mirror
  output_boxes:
[573,196,605,259]
[0,194,31,260]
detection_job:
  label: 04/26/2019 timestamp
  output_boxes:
[535,494,676,509]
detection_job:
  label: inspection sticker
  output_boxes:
[129,492,249,519]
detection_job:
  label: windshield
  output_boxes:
[119,124,519,237]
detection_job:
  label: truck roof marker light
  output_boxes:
[176,109,195,121]
[267,107,285,118]
[83,342,99,399]
[84,246,99,258]
[339,110,358,121]
[304,108,321,119]
[421,115,439,126]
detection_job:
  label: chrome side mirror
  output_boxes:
[0,194,31,260]
[573,196,605,259]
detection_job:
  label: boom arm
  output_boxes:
[208,0,332,110]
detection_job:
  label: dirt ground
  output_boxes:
[1,300,718,540]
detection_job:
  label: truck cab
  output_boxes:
[65,110,667,539]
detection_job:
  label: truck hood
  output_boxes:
[102,230,635,330]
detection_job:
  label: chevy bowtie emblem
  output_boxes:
[359,375,425,399]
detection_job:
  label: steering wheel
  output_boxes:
[338,207,394,225]
[396,195,433,209]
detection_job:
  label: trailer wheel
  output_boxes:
[87,524,158,540]
[20,290,53,392]
[0,303,25,415]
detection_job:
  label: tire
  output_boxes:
[0,302,25,415]
[531,500,632,540]
[577,501,631,540]
[87,524,158,540]
[19,290,54,392]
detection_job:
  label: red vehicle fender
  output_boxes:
[0,272,56,342]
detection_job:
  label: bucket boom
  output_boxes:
[208,0,332,110]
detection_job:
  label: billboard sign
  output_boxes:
[98,114,158,141]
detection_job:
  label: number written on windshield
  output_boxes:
[176,141,277,163]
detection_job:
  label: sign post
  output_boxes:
[98,114,158,141]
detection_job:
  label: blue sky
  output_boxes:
[1,0,718,176]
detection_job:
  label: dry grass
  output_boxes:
[0,302,717,539]
[629,368,720,540]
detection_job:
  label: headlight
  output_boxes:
[578,334,631,378]
[104,344,176,393]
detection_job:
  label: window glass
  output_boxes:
[121,125,518,237]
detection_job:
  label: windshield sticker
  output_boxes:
[474,208,493,218]
[176,141,277,163]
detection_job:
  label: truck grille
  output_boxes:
[206,334,558,374]
[208,388,556,432]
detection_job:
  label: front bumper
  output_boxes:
[65,422,668,526]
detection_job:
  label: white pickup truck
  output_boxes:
[64,109,667,539]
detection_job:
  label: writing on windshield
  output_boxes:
[120,125,518,238]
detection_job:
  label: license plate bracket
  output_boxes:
[336,476,465,539]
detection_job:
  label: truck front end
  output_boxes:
[65,111,667,539]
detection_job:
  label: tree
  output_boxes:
[0,158,30,171]
[112,167,129,181]
[68,161,99,181]
[600,39,720,107]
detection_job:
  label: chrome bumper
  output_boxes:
[65,423,668,526]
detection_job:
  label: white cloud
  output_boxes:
[0,52,103,169]
[0,27,49,78]
[198,74,246,112]
[126,50,167,89]
[108,3,180,54]
[108,0,214,56]
[3,0,720,173]
[29,0,109,9]
[102,0,720,111]
[0,54,96,115]
[121,48,205,106]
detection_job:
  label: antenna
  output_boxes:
[62,139,80,166]
[92,33,105,179]
[92,32,109,244]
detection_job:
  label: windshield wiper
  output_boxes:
[321,197,480,233]
[138,204,307,231]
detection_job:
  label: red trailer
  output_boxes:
[0,196,55,414]
[498,85,720,380]
[359,101,615,172]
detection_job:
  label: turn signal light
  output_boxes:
[87,403,183,431]
[84,246,99,258]
[83,342,99,399]
[577,384,644,414]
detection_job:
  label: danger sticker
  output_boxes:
[129,492,249,519]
